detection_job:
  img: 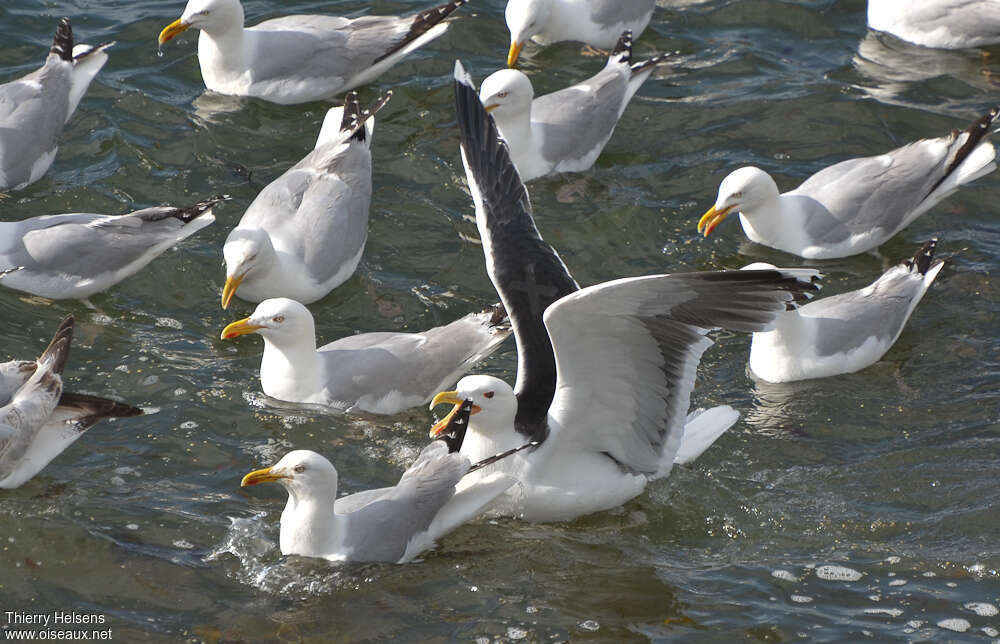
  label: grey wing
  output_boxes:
[0,62,72,188]
[532,69,629,164]
[339,442,465,562]
[798,278,919,358]
[790,135,958,238]
[318,310,509,406]
[906,0,1000,43]
[9,211,189,280]
[589,0,656,28]
[246,16,410,95]
[0,361,38,404]
[333,487,394,513]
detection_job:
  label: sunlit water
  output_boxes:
[0,0,997,641]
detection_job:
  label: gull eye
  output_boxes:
[496,91,509,99]
[272,315,285,323]
[294,464,305,473]
[484,391,495,399]
[732,191,743,200]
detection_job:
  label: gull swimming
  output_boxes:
[426,63,819,523]
[505,0,656,67]
[240,404,514,563]
[868,0,1000,50]
[745,240,944,383]
[474,32,667,181]
[1,316,142,489]
[0,18,112,191]
[0,196,225,300]
[699,107,999,259]
[221,298,511,416]
[222,92,389,309]
[158,0,469,105]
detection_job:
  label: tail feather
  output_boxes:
[925,106,1000,199]
[50,17,73,62]
[374,0,469,64]
[38,316,74,375]
[630,51,672,76]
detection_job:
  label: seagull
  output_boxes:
[158,0,469,105]
[221,92,389,309]
[240,403,515,563]
[424,63,820,523]
[699,107,999,259]
[0,316,143,489]
[0,18,112,191]
[868,0,1000,50]
[221,298,512,416]
[745,240,944,383]
[505,0,656,67]
[476,31,668,181]
[0,196,225,300]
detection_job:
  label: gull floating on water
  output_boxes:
[0,316,142,489]
[867,0,1000,50]
[221,298,511,416]
[222,92,389,309]
[699,107,999,259]
[473,33,667,181]
[0,18,112,191]
[426,64,819,523]
[0,196,225,300]
[158,0,468,105]
[240,403,514,563]
[505,0,656,67]
[745,240,944,383]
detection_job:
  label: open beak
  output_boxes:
[697,204,736,237]
[428,391,479,438]
[240,466,287,487]
[221,274,244,309]
[507,40,524,68]
[158,19,190,45]
[220,317,263,340]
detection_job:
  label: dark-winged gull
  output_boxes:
[744,240,944,383]
[0,316,142,489]
[505,0,655,67]
[240,404,514,562]
[158,0,469,105]
[424,63,820,523]
[868,0,1000,50]
[699,107,999,259]
[0,18,112,191]
[220,298,512,416]
[0,196,225,300]
[475,32,668,181]
[221,92,389,309]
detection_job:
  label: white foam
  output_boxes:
[772,569,798,581]
[888,579,907,587]
[865,608,903,617]
[790,595,813,603]
[937,618,971,633]
[156,317,183,329]
[578,620,600,632]
[965,602,998,617]
[816,565,863,581]
[982,626,999,637]
[506,627,528,640]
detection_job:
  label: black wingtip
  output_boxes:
[174,194,230,223]
[56,392,143,433]
[905,239,939,275]
[484,302,510,330]
[339,91,392,143]
[926,106,1000,199]
[611,30,633,64]
[39,315,74,375]
[630,51,673,76]
[373,0,468,64]
[51,17,74,62]
[435,398,474,453]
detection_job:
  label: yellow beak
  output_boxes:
[241,466,287,487]
[697,204,736,237]
[220,317,264,340]
[158,19,190,45]
[221,274,245,309]
[428,391,479,438]
[484,104,499,113]
[507,40,524,68]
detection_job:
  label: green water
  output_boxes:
[0,0,997,641]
